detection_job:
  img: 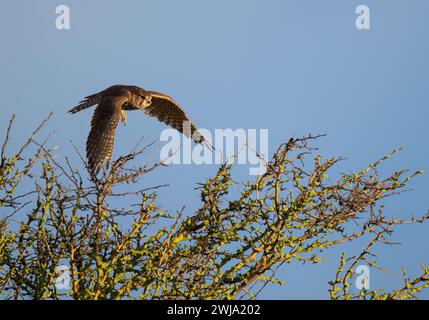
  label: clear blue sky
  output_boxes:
[1,1,428,299]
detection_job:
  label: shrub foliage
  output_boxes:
[0,115,428,299]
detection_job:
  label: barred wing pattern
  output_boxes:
[145,91,206,144]
[86,95,127,175]
[69,84,211,177]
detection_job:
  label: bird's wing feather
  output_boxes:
[86,95,128,176]
[145,91,206,144]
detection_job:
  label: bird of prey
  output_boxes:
[69,84,209,176]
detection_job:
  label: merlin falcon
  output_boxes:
[69,85,209,176]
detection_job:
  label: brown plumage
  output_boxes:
[69,84,209,176]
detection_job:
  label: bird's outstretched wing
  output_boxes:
[145,91,208,145]
[86,95,128,176]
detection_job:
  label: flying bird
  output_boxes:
[69,85,210,176]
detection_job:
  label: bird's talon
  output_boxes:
[121,110,127,125]
[71,85,210,176]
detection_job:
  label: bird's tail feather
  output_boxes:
[68,93,102,114]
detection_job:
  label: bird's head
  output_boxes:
[141,94,152,108]
[132,87,152,108]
